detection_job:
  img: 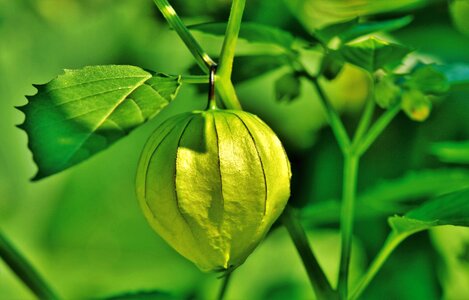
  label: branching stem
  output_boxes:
[302,73,351,152]
[349,233,407,300]
[152,0,215,72]
[152,0,242,110]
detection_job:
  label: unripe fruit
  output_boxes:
[136,109,291,271]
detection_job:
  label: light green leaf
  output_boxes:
[389,187,469,235]
[374,75,401,108]
[340,37,412,72]
[189,22,298,50]
[17,65,181,180]
[315,16,413,44]
[275,72,301,102]
[431,141,469,164]
[406,64,450,95]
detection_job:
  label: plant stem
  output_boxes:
[0,231,59,300]
[217,272,232,300]
[311,78,351,152]
[352,77,375,148]
[215,0,246,110]
[152,0,243,110]
[181,75,209,84]
[349,233,407,300]
[337,154,359,300]
[216,79,242,110]
[218,0,246,80]
[357,102,401,155]
[152,0,215,73]
[282,206,336,300]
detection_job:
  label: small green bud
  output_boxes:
[136,109,291,271]
[374,75,401,109]
[401,89,432,122]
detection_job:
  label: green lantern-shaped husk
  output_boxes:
[136,109,291,272]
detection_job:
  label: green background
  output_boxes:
[1,0,468,299]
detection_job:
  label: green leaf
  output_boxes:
[315,18,358,44]
[406,64,450,95]
[339,16,413,43]
[315,16,413,44]
[389,187,469,235]
[17,65,181,180]
[340,37,412,72]
[301,169,469,225]
[232,55,290,83]
[189,22,297,50]
[374,75,401,108]
[275,72,301,102]
[401,89,432,122]
[435,63,469,90]
[430,141,469,164]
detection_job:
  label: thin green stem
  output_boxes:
[218,0,246,80]
[357,102,401,156]
[217,272,232,300]
[282,206,337,300]
[216,78,242,110]
[338,154,359,300]
[311,78,351,152]
[215,0,246,110]
[349,233,407,300]
[0,231,59,300]
[153,0,215,73]
[352,78,375,148]
[181,75,209,84]
[152,0,242,110]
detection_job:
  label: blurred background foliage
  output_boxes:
[0,0,468,299]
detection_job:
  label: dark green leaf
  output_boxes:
[314,18,358,43]
[389,187,469,235]
[232,55,289,84]
[430,141,469,164]
[339,16,413,43]
[187,55,289,94]
[275,72,301,102]
[315,16,413,44]
[320,51,345,80]
[435,63,469,90]
[103,290,177,300]
[190,22,297,50]
[17,65,181,180]
[302,169,469,225]
[340,37,412,72]
[406,64,450,95]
